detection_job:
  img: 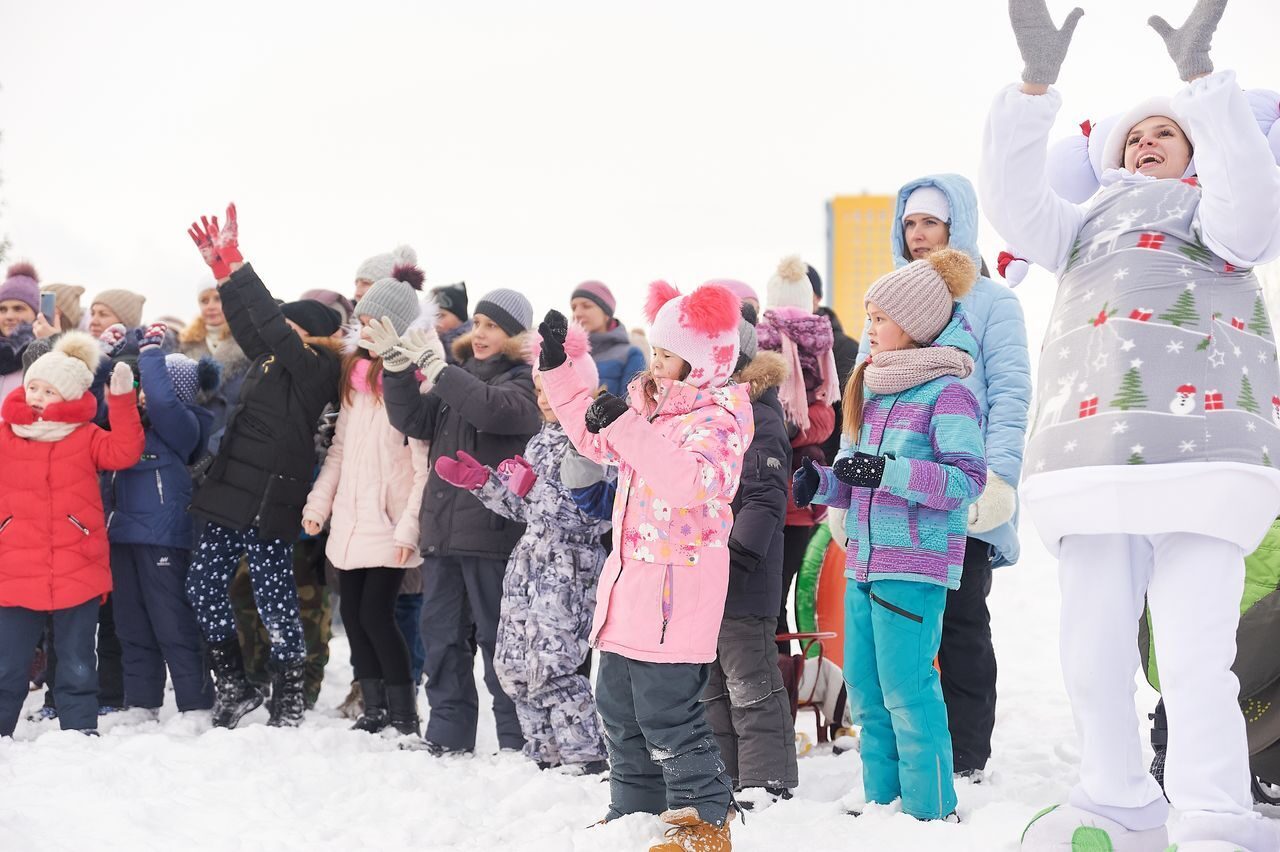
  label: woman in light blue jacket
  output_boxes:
[856,172,1032,778]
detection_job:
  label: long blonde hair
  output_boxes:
[841,361,870,443]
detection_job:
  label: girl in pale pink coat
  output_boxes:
[302,268,433,737]
[538,280,754,847]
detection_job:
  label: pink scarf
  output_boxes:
[350,358,381,395]
[863,346,973,395]
[776,335,841,432]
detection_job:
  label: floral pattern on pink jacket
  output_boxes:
[541,360,755,663]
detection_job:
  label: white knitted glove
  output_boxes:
[109,361,135,396]
[397,327,446,383]
[968,470,1017,534]
[358,317,414,373]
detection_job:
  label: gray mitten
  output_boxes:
[1009,0,1085,86]
[1148,0,1227,82]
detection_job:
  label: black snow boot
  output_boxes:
[267,660,306,728]
[209,639,265,729]
[385,683,421,737]
[352,679,389,733]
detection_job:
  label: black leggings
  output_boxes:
[339,569,411,687]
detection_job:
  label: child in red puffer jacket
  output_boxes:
[0,331,144,736]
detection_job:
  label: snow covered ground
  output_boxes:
[1,530,1273,851]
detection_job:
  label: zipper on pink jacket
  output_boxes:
[659,563,674,644]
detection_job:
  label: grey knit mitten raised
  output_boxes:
[1008,0,1085,86]
[1148,0,1227,82]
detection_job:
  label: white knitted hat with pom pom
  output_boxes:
[25,331,102,400]
[355,244,417,285]
[864,249,976,345]
[766,255,814,312]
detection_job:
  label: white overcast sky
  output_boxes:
[0,0,1275,331]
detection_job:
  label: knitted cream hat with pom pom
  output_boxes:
[355,244,417,285]
[25,331,102,400]
[766,255,814,311]
[645,281,741,388]
[864,248,976,345]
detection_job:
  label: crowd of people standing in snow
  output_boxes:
[2,1,1280,850]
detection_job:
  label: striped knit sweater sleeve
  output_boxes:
[879,382,987,511]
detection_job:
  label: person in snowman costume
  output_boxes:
[982,1,1280,850]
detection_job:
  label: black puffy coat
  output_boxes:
[189,264,341,543]
[383,331,541,561]
[726,351,793,618]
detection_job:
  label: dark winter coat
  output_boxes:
[103,347,213,550]
[588,322,647,398]
[183,331,252,457]
[725,352,792,618]
[383,331,541,561]
[189,264,341,543]
[818,307,859,465]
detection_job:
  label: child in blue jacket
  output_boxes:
[104,322,220,714]
[794,249,986,821]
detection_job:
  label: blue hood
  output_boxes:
[892,173,983,271]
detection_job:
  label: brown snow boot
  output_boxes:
[648,806,734,851]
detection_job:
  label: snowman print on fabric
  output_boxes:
[1169,385,1196,415]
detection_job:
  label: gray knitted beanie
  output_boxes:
[474,288,532,337]
[354,278,421,335]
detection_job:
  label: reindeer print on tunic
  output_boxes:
[1026,177,1280,476]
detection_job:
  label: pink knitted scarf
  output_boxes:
[863,346,973,395]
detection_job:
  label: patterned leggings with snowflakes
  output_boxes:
[186,523,305,664]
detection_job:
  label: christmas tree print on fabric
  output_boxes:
[1239,370,1260,415]
[1111,360,1148,411]
[1159,285,1200,328]
[1251,295,1272,338]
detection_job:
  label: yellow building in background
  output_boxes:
[825,194,896,339]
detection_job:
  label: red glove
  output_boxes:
[187,203,243,279]
[138,322,167,351]
[496,455,537,498]
[435,450,489,491]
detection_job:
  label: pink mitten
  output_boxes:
[497,455,537,498]
[435,450,488,490]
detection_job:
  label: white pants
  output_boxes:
[1059,532,1274,850]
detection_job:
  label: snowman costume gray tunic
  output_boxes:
[982,70,1280,556]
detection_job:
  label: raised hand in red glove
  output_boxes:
[435,450,489,491]
[187,203,243,280]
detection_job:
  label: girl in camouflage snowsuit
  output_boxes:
[438,325,610,771]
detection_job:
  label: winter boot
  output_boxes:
[209,639,265,729]
[1020,804,1168,851]
[266,660,306,728]
[385,683,420,737]
[352,679,389,733]
[649,807,735,852]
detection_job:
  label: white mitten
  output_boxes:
[109,361,135,396]
[968,470,1016,534]
[826,506,849,549]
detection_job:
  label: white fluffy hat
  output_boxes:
[1101,96,1195,175]
[25,331,102,401]
[355,244,417,284]
[766,255,814,312]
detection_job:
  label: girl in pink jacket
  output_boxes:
[538,281,754,849]
[302,268,433,737]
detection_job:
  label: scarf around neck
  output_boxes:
[2,390,97,442]
[863,346,973,396]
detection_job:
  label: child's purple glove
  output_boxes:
[435,450,488,491]
[496,455,537,498]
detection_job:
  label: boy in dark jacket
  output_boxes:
[104,323,220,715]
[185,205,342,729]
[372,288,541,755]
[702,308,799,803]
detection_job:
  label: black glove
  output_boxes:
[792,457,820,507]
[585,392,629,434]
[539,309,568,371]
[833,452,886,489]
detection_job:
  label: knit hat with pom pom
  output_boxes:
[354,262,426,335]
[864,248,976,345]
[25,331,102,400]
[766,255,814,312]
[164,353,222,405]
[355,244,417,285]
[527,323,599,390]
[645,281,740,389]
[0,262,41,313]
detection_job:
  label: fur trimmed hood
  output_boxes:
[451,330,529,365]
[733,350,788,402]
